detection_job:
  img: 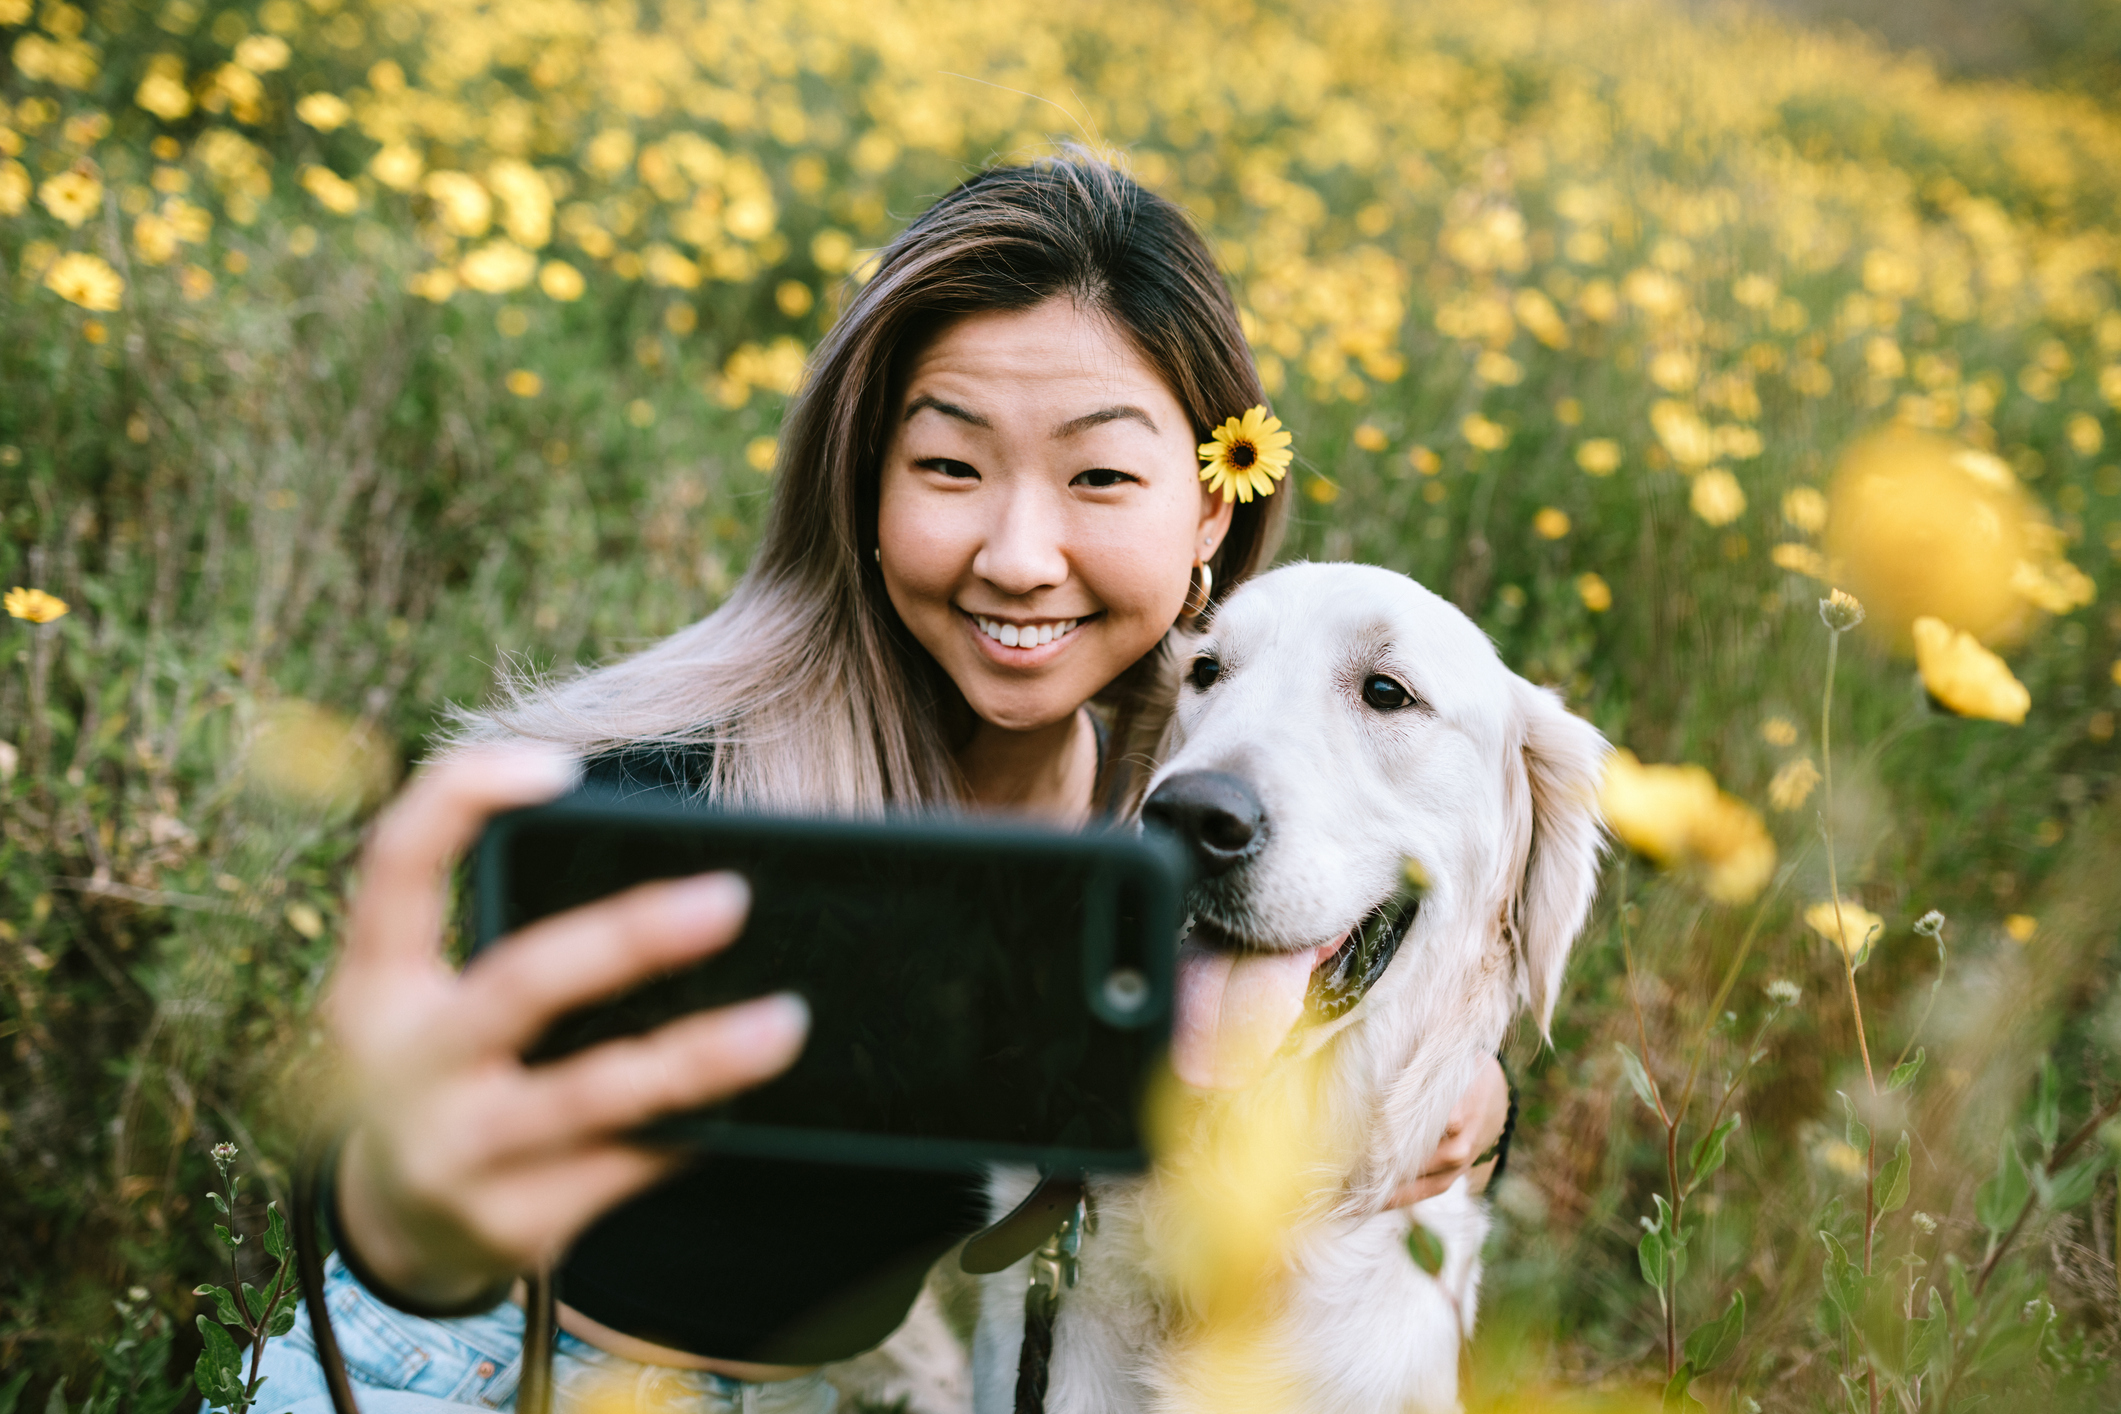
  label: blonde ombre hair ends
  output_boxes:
[467,153,1287,811]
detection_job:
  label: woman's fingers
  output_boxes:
[454,873,754,1057]
[506,992,810,1148]
[341,745,579,981]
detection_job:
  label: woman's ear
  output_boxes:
[1195,483,1237,560]
[1509,679,1610,1037]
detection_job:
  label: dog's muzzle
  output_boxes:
[1142,769,1265,879]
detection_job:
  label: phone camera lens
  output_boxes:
[1102,967,1149,1014]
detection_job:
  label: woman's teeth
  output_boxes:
[973,615,1080,649]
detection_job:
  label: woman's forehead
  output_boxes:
[899,301,1183,426]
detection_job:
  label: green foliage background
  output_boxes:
[3,0,2120,1407]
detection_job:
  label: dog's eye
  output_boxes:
[1186,655,1222,691]
[1361,674,1413,711]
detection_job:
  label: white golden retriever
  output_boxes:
[968,561,1610,1414]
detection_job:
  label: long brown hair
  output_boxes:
[473,152,1287,811]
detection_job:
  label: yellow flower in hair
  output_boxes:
[1199,406,1293,503]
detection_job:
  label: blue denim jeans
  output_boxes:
[246,1252,838,1414]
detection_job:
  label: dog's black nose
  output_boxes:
[1142,770,1265,878]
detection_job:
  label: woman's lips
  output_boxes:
[959,607,1096,667]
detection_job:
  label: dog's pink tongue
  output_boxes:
[1171,938,1338,1089]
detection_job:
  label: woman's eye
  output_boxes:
[1187,655,1221,691]
[1361,674,1413,711]
[917,457,979,479]
[1072,467,1138,489]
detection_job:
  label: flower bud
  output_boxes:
[1819,587,1866,633]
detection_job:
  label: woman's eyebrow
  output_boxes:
[904,393,991,427]
[1052,405,1159,438]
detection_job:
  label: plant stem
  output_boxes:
[1975,1088,2121,1295]
[1667,1124,1682,1381]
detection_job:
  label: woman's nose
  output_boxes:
[969,485,1069,596]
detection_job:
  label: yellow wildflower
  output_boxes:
[44,251,123,311]
[133,212,179,264]
[1459,412,1509,451]
[1806,899,1884,965]
[1767,757,1819,811]
[371,144,424,192]
[1689,469,1746,526]
[746,437,778,472]
[1575,438,1621,476]
[505,369,543,398]
[246,699,395,815]
[0,160,32,216]
[39,169,102,226]
[1911,617,2029,725]
[1576,572,1612,612]
[299,165,359,215]
[1533,507,1571,539]
[295,93,351,132]
[5,587,70,623]
[135,55,192,122]
[1352,423,1388,452]
[1199,406,1294,503]
[538,260,585,301]
[424,171,492,236]
[232,35,291,73]
[1781,486,1828,532]
[2004,915,2037,943]
[459,239,537,293]
[1599,750,1776,904]
[1771,543,1828,578]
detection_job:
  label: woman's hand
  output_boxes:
[325,746,809,1307]
[1386,1055,1511,1209]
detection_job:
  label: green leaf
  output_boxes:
[1876,1132,1912,1218]
[1638,1223,1668,1293]
[2041,1151,2109,1212]
[1406,1221,1445,1276]
[193,1318,244,1409]
[209,1192,229,1216]
[214,1223,242,1251]
[2034,1057,2061,1154]
[1819,1231,1861,1317]
[1661,1363,1699,1410]
[1616,1043,1661,1115]
[1838,1091,1870,1158]
[195,1284,244,1329]
[41,1381,66,1414]
[266,1307,297,1339]
[242,1283,268,1324]
[1887,1047,1925,1093]
[1976,1139,2030,1236]
[0,1370,33,1414]
[1687,1115,1741,1194]
[263,1202,289,1262]
[1909,1286,1949,1381]
[1945,1254,1975,1323]
[1682,1290,1746,1373]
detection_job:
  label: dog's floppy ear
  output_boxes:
[1508,679,1609,1037]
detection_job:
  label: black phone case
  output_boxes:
[471,796,1185,1174]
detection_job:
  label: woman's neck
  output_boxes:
[957,707,1097,825]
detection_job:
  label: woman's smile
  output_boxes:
[960,606,1099,662]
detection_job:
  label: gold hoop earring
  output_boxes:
[1184,559,1214,623]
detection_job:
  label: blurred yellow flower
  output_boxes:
[1407,445,1441,475]
[1575,438,1621,476]
[44,251,123,311]
[1912,616,2029,724]
[39,169,102,226]
[1533,507,1571,539]
[424,171,492,236]
[5,587,69,623]
[246,699,395,815]
[1306,477,1339,504]
[133,212,179,264]
[134,55,192,122]
[233,34,291,73]
[407,267,456,302]
[459,240,537,293]
[0,160,28,216]
[300,165,359,215]
[370,144,424,192]
[745,437,778,472]
[1771,542,1827,578]
[1689,469,1746,526]
[538,260,585,301]
[1767,757,1819,811]
[2004,914,2038,944]
[1806,899,1883,965]
[1781,486,1828,532]
[505,369,543,398]
[1199,406,1293,504]
[1576,572,1611,612]
[1461,412,1510,451]
[295,93,351,132]
[1600,750,1776,904]
[1352,423,1388,452]
[285,902,325,940]
[1650,400,1716,466]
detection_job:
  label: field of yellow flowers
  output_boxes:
[4,0,2120,1408]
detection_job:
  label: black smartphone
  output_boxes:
[470,795,1186,1175]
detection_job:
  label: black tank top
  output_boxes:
[556,740,1107,1364]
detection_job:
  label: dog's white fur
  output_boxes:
[966,562,1610,1414]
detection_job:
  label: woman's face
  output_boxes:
[877,298,1235,735]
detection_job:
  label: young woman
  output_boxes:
[280,156,1512,1414]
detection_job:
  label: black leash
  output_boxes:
[292,1135,556,1414]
